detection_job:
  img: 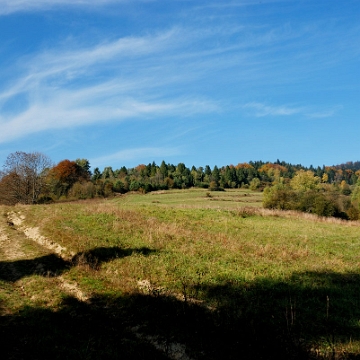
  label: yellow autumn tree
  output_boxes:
[290,170,320,191]
[321,173,328,183]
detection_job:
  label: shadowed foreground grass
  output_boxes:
[2,269,360,359]
[2,190,360,359]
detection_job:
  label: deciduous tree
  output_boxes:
[0,151,52,204]
[50,160,83,185]
[290,170,320,191]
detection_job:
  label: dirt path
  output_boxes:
[7,211,75,261]
[0,223,26,281]
[0,208,194,360]
[1,210,88,302]
[0,224,26,260]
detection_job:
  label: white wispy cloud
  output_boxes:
[243,102,342,119]
[0,0,123,15]
[0,28,219,144]
[0,0,282,16]
[243,102,303,117]
[306,106,343,119]
[0,92,216,144]
[0,29,178,103]
[0,3,354,148]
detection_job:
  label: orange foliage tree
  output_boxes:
[235,163,254,169]
[50,160,83,184]
[258,163,287,174]
[48,160,90,197]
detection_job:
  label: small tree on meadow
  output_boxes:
[290,170,320,191]
[249,178,261,191]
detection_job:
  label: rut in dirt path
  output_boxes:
[0,224,26,281]
[2,210,89,302]
[2,210,195,360]
[7,211,75,261]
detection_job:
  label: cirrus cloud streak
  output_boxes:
[0,0,126,15]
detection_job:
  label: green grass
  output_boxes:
[118,188,263,208]
[1,189,360,359]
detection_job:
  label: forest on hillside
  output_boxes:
[1,151,360,220]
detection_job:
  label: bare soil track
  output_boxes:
[0,208,193,360]
[2,210,87,301]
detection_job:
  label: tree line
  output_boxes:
[1,151,360,219]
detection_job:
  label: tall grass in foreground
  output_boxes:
[2,190,360,359]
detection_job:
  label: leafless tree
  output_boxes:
[0,151,53,204]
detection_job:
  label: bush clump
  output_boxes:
[263,187,355,219]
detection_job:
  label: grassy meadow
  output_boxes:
[1,188,360,359]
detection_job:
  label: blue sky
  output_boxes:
[0,0,359,171]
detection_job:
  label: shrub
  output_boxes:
[144,183,153,193]
[296,191,336,217]
[68,181,96,199]
[209,181,219,191]
[129,180,140,192]
[347,205,359,220]
[209,181,224,191]
[263,186,297,210]
[37,195,55,204]
[113,180,125,193]
[351,185,360,207]
[103,181,114,197]
[249,178,261,191]
[263,186,350,218]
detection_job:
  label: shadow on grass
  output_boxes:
[0,246,157,282]
[72,246,156,270]
[188,271,360,359]
[2,271,360,359]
